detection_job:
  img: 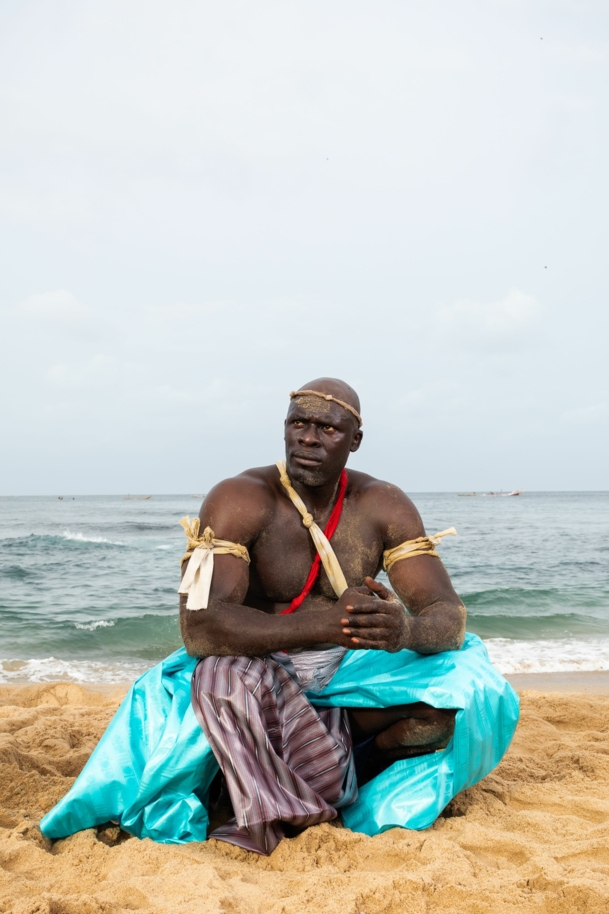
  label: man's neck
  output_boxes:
[290,474,343,521]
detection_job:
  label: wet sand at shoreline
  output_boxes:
[4,668,609,694]
[506,670,609,695]
[1,679,608,913]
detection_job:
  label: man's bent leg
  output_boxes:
[348,704,456,782]
[191,655,356,855]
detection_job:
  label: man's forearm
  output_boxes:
[403,601,466,654]
[180,599,330,657]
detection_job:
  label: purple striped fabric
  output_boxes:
[191,654,357,855]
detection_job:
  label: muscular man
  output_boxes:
[41,380,518,854]
[181,378,466,853]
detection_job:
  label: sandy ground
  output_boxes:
[1,678,608,914]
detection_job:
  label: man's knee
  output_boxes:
[423,706,456,728]
[410,705,456,741]
[375,706,456,754]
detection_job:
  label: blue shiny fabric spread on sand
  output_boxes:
[40,634,519,843]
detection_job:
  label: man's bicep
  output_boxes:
[208,553,251,605]
[179,545,250,608]
[179,553,251,657]
[388,555,461,615]
[376,483,461,613]
[195,477,263,605]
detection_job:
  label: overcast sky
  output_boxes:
[1,0,607,495]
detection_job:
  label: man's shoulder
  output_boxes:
[199,466,279,541]
[348,469,424,540]
[203,465,279,506]
[348,468,417,508]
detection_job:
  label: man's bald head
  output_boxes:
[296,378,361,417]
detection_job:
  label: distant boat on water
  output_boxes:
[482,490,524,497]
[123,495,152,500]
[458,490,525,497]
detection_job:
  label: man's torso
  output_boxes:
[201,464,423,617]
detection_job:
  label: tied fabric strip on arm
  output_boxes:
[177,517,250,611]
[383,528,457,571]
[276,460,348,600]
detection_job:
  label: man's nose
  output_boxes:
[298,424,321,447]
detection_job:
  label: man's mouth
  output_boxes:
[292,453,323,468]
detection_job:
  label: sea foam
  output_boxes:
[486,637,609,674]
[74,620,116,631]
[3,637,609,685]
[60,530,124,546]
[0,657,150,684]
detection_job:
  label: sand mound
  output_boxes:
[1,684,608,913]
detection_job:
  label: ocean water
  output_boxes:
[0,492,608,683]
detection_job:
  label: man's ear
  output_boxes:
[350,430,363,453]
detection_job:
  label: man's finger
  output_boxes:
[346,628,391,642]
[344,587,374,600]
[345,598,403,615]
[348,635,395,649]
[341,612,395,629]
[363,576,394,601]
[344,598,387,614]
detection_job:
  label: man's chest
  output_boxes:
[248,500,384,602]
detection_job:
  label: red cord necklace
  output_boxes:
[280,469,348,615]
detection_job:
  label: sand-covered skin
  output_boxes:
[1,684,608,913]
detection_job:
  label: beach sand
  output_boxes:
[1,676,608,913]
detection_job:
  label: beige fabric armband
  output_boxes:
[383,527,457,572]
[178,516,250,611]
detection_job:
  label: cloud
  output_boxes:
[45,354,128,390]
[561,403,608,425]
[438,289,543,349]
[19,289,91,324]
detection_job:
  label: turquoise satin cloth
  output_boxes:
[40,634,519,842]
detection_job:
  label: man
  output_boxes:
[41,380,518,855]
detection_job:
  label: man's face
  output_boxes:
[284,396,362,487]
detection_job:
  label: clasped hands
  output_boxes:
[330,576,410,652]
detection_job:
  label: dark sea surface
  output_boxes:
[0,492,607,682]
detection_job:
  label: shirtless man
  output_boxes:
[180,377,467,853]
[41,377,518,853]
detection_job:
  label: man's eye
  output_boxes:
[323,425,334,431]
[293,420,304,427]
